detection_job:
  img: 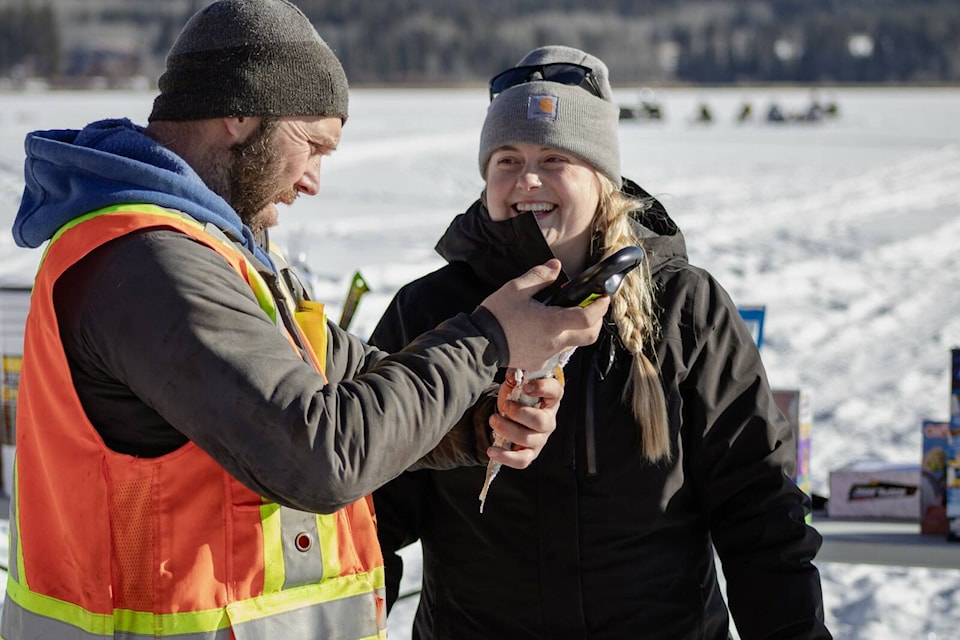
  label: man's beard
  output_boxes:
[195,119,297,233]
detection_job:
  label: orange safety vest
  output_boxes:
[1,205,386,639]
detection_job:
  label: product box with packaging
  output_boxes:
[952,347,960,434]
[827,462,921,521]
[947,442,960,541]
[920,420,950,534]
[947,348,960,541]
[772,388,811,498]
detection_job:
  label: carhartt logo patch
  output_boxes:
[527,95,559,120]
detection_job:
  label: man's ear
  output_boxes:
[222,116,262,143]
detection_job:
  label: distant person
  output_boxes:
[767,101,786,122]
[639,87,664,120]
[695,101,714,123]
[737,100,753,123]
[802,95,825,122]
[642,100,664,119]
[803,104,825,122]
[824,97,840,117]
[807,89,839,120]
[371,45,831,639]
[804,89,831,122]
[1,2,609,638]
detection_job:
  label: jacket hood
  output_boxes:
[13,118,270,265]
[435,177,688,292]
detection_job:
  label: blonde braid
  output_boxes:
[594,177,671,462]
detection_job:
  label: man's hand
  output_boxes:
[486,373,563,469]
[480,259,609,371]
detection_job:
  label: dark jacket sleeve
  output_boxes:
[678,268,829,638]
[368,281,498,471]
[368,281,498,612]
[61,230,505,515]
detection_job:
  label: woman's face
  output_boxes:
[485,143,600,274]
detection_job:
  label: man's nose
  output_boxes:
[296,158,321,196]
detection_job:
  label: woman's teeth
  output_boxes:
[514,202,556,213]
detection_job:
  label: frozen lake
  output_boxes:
[1,85,959,638]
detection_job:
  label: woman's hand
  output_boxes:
[487,372,563,469]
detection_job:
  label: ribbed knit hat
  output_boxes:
[149,0,348,122]
[479,46,621,187]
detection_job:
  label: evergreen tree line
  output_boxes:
[1,0,958,87]
[0,5,59,80]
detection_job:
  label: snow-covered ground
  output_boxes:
[1,85,958,638]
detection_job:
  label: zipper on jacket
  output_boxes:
[584,357,598,477]
[584,320,623,477]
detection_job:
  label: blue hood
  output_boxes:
[13,118,272,267]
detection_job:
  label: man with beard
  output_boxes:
[2,1,608,638]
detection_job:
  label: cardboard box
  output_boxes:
[951,347,960,433]
[947,441,960,541]
[772,389,811,493]
[920,420,950,534]
[827,462,920,521]
[772,388,812,523]
[948,348,960,540]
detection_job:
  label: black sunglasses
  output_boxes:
[488,63,603,101]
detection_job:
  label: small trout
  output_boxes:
[479,349,573,513]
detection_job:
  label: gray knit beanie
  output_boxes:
[479,46,621,187]
[149,0,348,122]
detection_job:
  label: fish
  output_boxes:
[479,349,573,513]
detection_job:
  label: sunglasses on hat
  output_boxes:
[488,63,603,101]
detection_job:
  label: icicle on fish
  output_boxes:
[479,349,573,513]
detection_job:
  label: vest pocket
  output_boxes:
[294,300,328,373]
[109,475,157,611]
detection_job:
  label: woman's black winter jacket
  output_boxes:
[369,180,830,640]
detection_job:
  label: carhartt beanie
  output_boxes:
[149,0,348,122]
[479,46,621,187]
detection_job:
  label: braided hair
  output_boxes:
[592,175,671,463]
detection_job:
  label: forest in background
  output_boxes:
[0,0,958,88]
